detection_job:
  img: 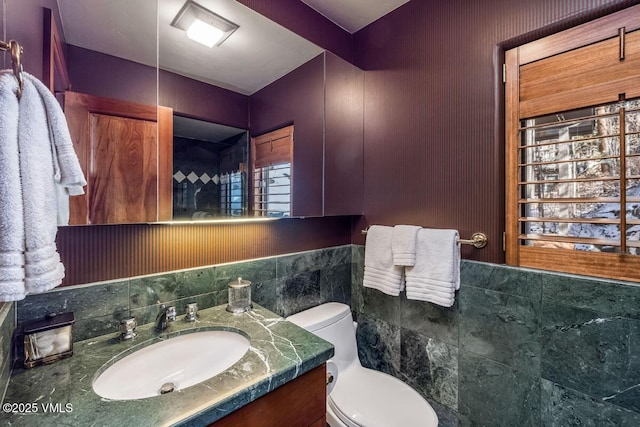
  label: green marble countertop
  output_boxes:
[0,304,333,426]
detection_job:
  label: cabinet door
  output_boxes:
[210,364,326,427]
[88,113,157,223]
[324,52,364,216]
[64,91,160,224]
[249,54,324,218]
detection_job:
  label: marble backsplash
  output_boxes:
[14,245,353,344]
[351,245,640,426]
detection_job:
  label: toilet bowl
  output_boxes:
[287,303,438,427]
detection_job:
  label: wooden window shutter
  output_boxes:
[505,4,640,282]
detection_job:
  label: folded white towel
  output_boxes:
[405,228,460,307]
[363,225,404,296]
[405,290,455,307]
[392,225,421,266]
[405,280,456,299]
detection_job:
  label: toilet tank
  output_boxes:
[287,303,359,372]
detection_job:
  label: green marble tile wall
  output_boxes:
[14,245,353,342]
[351,245,640,426]
[0,303,15,404]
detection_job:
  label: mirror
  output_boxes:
[55,0,326,224]
[172,116,248,219]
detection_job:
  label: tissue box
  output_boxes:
[23,312,75,369]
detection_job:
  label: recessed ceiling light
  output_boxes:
[171,1,239,48]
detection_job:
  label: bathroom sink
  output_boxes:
[92,330,250,400]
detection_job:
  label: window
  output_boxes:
[220,170,245,216]
[519,100,640,252]
[505,5,640,281]
[251,125,293,217]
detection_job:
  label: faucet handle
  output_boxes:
[119,317,137,341]
[166,306,176,322]
[184,302,198,322]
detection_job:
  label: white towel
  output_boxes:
[0,72,26,300]
[392,225,421,266]
[0,71,86,301]
[363,225,404,296]
[405,228,460,307]
[25,74,86,224]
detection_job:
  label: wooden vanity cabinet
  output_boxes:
[210,363,326,427]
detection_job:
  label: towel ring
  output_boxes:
[9,40,23,98]
[0,39,23,98]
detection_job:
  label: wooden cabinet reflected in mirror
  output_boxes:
[64,92,172,224]
[64,89,249,224]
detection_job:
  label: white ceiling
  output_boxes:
[301,0,411,33]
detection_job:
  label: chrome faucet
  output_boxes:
[155,304,176,331]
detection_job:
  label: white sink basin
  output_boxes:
[93,330,250,400]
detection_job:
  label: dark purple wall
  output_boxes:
[159,70,249,129]
[67,46,249,129]
[5,0,62,81]
[249,53,325,218]
[352,0,635,263]
[238,0,352,63]
[324,52,364,216]
[67,45,157,106]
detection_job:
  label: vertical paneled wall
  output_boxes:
[324,52,364,216]
[57,217,352,286]
[353,0,635,264]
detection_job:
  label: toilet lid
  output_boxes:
[328,366,438,427]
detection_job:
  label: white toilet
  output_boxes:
[287,302,439,427]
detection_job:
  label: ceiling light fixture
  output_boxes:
[171,0,239,48]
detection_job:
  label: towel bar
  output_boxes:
[361,227,488,249]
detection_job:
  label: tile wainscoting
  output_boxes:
[15,245,354,343]
[0,303,15,403]
[352,245,640,426]
[3,244,640,426]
